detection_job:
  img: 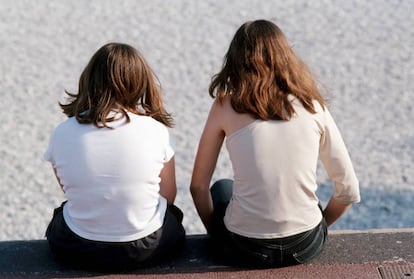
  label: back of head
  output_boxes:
[61,42,173,128]
[209,20,324,120]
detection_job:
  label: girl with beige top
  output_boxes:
[190,20,360,267]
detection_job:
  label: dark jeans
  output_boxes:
[209,179,328,268]
[45,202,185,271]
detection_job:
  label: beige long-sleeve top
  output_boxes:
[224,99,360,239]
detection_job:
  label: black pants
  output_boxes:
[209,179,328,268]
[46,202,185,271]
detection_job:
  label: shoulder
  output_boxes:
[312,99,326,114]
[290,95,325,114]
[206,96,234,128]
[128,113,170,134]
[211,96,256,136]
[53,117,79,133]
[210,95,236,117]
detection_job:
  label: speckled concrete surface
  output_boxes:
[0,230,413,278]
[0,0,413,240]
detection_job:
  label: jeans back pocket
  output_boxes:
[292,220,327,264]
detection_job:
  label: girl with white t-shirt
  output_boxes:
[44,43,185,271]
[190,20,360,267]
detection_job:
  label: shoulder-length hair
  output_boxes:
[60,42,173,128]
[209,20,325,120]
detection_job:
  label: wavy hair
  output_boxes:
[209,20,325,120]
[60,42,173,128]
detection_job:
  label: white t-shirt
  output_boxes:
[44,112,174,242]
[224,99,360,239]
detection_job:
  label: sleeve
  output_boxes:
[163,128,175,162]
[319,108,360,204]
[43,128,56,166]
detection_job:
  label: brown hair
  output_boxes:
[60,42,173,128]
[209,20,325,120]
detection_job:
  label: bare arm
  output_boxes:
[323,197,352,227]
[190,102,225,231]
[52,167,65,193]
[159,157,177,205]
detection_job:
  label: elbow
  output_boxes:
[189,183,199,199]
[333,192,360,205]
[190,175,203,196]
[190,181,211,203]
[333,178,361,204]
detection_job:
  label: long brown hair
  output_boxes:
[60,42,173,128]
[209,20,325,120]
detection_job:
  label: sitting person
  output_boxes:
[44,42,185,271]
[190,20,360,267]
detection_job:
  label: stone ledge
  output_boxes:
[0,229,413,278]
